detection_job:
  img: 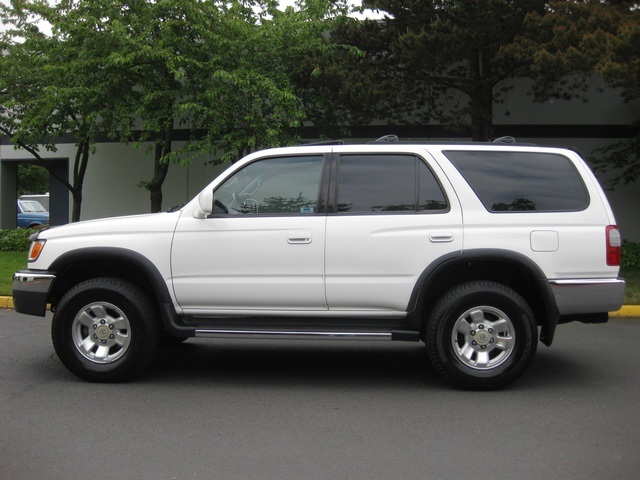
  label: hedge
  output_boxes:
[0,228,36,251]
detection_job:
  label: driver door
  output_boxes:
[171,155,328,315]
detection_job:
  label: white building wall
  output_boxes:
[1,77,639,240]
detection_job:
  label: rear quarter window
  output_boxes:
[444,150,590,212]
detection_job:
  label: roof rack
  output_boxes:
[297,135,533,147]
[369,134,400,143]
[299,139,345,146]
[492,136,517,144]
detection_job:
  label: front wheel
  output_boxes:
[52,278,160,382]
[426,281,538,390]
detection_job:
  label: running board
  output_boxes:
[195,328,420,342]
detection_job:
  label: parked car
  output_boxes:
[16,199,49,228]
[20,193,49,211]
[13,138,625,389]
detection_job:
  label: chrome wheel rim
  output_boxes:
[71,302,131,364]
[451,306,515,370]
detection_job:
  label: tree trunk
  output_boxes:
[469,51,494,142]
[71,137,90,222]
[149,124,172,213]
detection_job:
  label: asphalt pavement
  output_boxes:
[1,309,639,480]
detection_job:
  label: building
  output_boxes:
[1,78,639,241]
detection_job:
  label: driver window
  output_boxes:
[213,156,324,215]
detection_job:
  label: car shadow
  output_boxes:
[146,339,442,390]
[144,338,599,391]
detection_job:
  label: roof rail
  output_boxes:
[369,134,399,144]
[492,136,517,144]
[299,139,345,146]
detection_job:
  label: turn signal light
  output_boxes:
[28,240,46,262]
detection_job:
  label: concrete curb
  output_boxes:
[610,305,640,317]
[0,296,14,309]
[1,296,639,316]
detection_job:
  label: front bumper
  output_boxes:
[549,277,626,316]
[13,270,56,317]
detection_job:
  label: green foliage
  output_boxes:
[0,229,35,252]
[590,129,640,187]
[17,164,49,196]
[505,0,640,186]
[622,241,640,270]
[324,0,550,141]
[1,0,353,215]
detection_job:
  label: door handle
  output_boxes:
[430,232,454,243]
[288,233,312,244]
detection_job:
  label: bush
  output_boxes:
[0,228,35,251]
[622,241,640,270]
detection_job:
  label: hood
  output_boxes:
[38,211,181,240]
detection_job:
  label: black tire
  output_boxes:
[425,281,538,390]
[51,278,160,382]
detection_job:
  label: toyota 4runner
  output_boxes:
[13,139,626,389]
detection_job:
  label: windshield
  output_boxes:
[18,200,48,213]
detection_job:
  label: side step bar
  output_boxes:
[195,329,420,342]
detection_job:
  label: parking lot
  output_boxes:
[1,309,639,480]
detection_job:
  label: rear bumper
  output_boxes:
[549,277,626,316]
[13,270,56,317]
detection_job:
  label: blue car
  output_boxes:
[17,199,49,228]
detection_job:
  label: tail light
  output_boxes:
[606,226,622,266]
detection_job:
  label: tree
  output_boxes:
[326,0,549,141]
[96,0,354,212]
[504,0,640,186]
[17,165,49,196]
[1,0,138,221]
[2,0,353,216]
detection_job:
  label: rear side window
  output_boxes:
[336,154,448,213]
[445,151,589,212]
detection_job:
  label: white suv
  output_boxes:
[13,140,626,389]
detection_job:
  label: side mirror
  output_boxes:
[194,190,213,219]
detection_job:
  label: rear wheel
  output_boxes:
[52,278,159,382]
[426,281,538,390]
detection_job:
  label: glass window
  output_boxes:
[336,155,448,213]
[445,151,589,212]
[419,161,449,212]
[213,156,324,215]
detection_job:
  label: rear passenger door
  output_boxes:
[324,151,463,314]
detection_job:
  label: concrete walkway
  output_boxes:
[1,295,639,316]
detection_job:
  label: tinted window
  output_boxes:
[445,151,589,212]
[213,156,323,215]
[337,155,448,213]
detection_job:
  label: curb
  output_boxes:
[0,296,14,309]
[609,305,640,317]
[1,295,639,316]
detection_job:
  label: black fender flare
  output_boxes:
[48,247,183,333]
[407,249,560,346]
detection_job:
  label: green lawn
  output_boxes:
[1,250,639,304]
[0,251,28,296]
